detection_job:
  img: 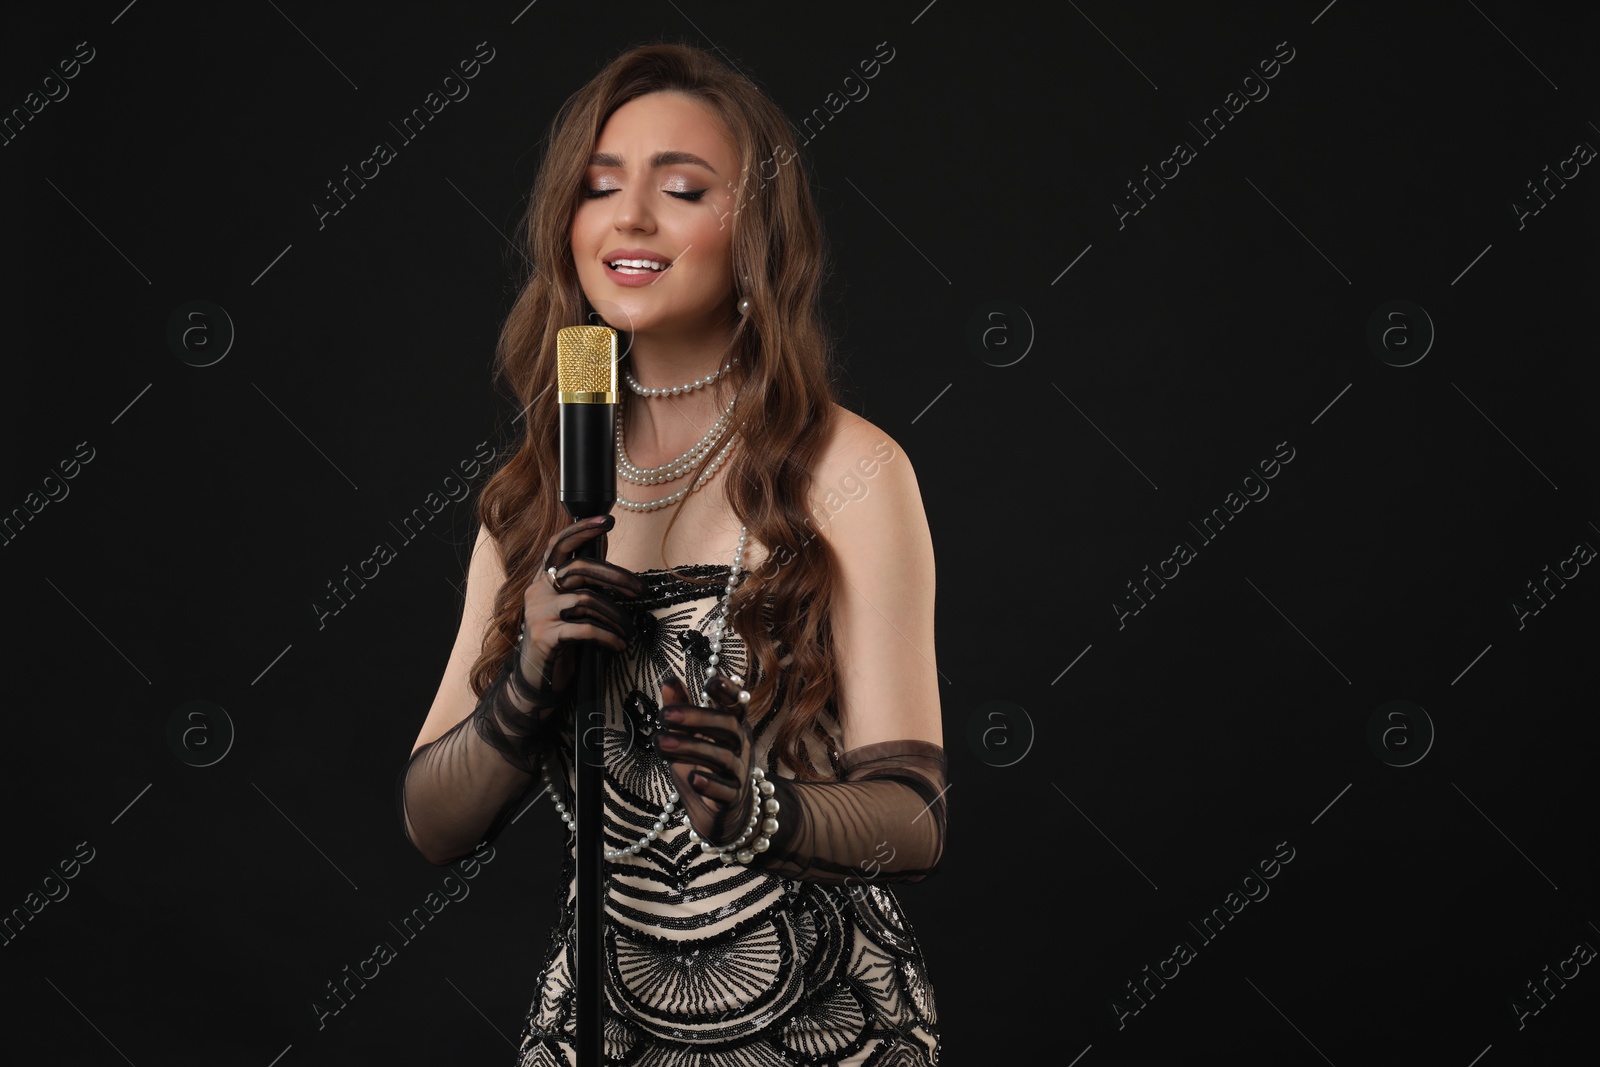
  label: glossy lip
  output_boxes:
[602,247,675,268]
[603,263,671,287]
[600,247,675,287]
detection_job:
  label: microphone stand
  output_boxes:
[557,323,618,1064]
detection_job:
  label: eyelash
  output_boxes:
[583,188,707,202]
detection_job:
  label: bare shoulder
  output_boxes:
[809,404,921,517]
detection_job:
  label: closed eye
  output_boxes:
[581,188,708,201]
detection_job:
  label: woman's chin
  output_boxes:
[585,296,639,335]
[584,303,732,345]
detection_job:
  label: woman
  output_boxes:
[397,43,947,1065]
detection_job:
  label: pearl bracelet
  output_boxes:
[684,766,780,864]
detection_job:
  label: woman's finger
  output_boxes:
[661,673,748,712]
[658,717,743,752]
[654,732,742,779]
[555,558,647,599]
[543,514,614,567]
[531,598,636,655]
[686,769,740,805]
[551,620,629,654]
[676,776,730,818]
[703,673,750,712]
[659,706,742,743]
[658,677,747,747]
[554,591,637,638]
[661,676,693,708]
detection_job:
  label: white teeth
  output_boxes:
[609,258,668,271]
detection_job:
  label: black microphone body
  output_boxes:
[559,401,617,518]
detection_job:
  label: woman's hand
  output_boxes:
[653,672,755,846]
[515,514,645,705]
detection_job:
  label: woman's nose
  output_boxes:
[613,184,655,232]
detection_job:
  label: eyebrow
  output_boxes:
[587,150,718,175]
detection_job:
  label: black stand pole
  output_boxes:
[575,607,605,1065]
[572,598,601,1062]
[564,417,614,1065]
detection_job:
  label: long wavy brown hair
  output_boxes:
[468,43,843,780]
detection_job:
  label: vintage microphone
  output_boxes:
[556,323,618,1064]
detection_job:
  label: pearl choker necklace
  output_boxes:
[543,526,749,861]
[624,357,738,398]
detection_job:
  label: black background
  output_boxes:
[3,1,1596,1064]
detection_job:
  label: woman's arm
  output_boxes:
[656,415,948,885]
[755,738,946,885]
[396,525,558,866]
[757,417,946,884]
[814,417,943,754]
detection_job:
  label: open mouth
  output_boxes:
[606,257,671,275]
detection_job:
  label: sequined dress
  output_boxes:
[513,565,941,1066]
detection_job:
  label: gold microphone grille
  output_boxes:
[556,326,617,397]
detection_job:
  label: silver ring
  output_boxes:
[546,566,563,592]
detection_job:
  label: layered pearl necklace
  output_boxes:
[615,359,741,513]
[624,356,737,397]
[616,393,738,486]
[543,525,749,860]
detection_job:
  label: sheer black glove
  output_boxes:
[652,672,757,848]
[651,672,948,883]
[398,653,552,866]
[760,738,948,887]
[397,515,644,866]
[476,513,644,774]
[514,513,644,705]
